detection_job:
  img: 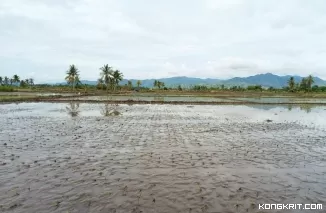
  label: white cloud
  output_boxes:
[1,0,326,82]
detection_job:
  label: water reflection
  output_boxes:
[247,104,319,113]
[299,104,313,113]
[154,96,165,101]
[100,103,122,116]
[65,102,80,117]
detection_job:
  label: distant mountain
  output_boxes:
[223,73,326,88]
[56,73,326,88]
[74,77,221,88]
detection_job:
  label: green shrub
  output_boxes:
[0,86,15,92]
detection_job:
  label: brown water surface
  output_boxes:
[0,103,326,213]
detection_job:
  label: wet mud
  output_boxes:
[1,104,326,213]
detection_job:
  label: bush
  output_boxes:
[0,86,15,92]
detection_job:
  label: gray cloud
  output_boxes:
[1,0,326,82]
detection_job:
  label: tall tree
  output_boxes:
[4,76,9,85]
[65,64,80,91]
[29,78,34,86]
[12,74,20,85]
[287,77,295,92]
[300,78,308,91]
[127,80,133,90]
[28,78,34,89]
[136,80,142,88]
[113,69,123,91]
[157,81,164,89]
[153,80,158,88]
[0,77,3,85]
[100,64,114,92]
[97,78,104,90]
[20,79,28,87]
[306,75,314,91]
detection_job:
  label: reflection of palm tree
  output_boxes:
[287,105,293,111]
[300,104,313,113]
[66,102,80,117]
[100,103,121,116]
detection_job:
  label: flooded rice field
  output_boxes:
[63,95,326,104]
[1,103,326,213]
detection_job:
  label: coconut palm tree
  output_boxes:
[157,81,164,89]
[100,64,114,92]
[127,80,133,90]
[97,78,104,90]
[12,74,20,85]
[287,77,295,92]
[136,80,142,88]
[306,75,314,91]
[29,78,34,86]
[300,78,308,91]
[113,69,123,91]
[4,76,9,85]
[153,80,158,88]
[65,64,80,91]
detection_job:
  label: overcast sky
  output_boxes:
[1,0,326,82]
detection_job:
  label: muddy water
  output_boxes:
[63,95,326,104]
[1,103,326,213]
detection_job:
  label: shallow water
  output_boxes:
[231,97,326,104]
[0,92,74,97]
[65,95,240,102]
[1,103,326,213]
[64,95,326,104]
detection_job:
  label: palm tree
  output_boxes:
[29,78,34,86]
[12,74,20,85]
[300,78,308,91]
[306,75,314,91]
[288,77,295,92]
[20,79,28,87]
[113,70,123,91]
[157,81,164,89]
[127,80,133,90]
[4,76,9,85]
[100,64,114,92]
[65,64,80,91]
[153,80,158,88]
[0,77,3,85]
[97,78,104,90]
[136,80,142,88]
[74,75,82,88]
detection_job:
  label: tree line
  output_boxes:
[287,75,314,92]
[0,75,34,87]
[2,68,326,93]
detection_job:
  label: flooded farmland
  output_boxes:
[1,103,326,213]
[60,95,326,104]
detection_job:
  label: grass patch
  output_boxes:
[0,86,16,92]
